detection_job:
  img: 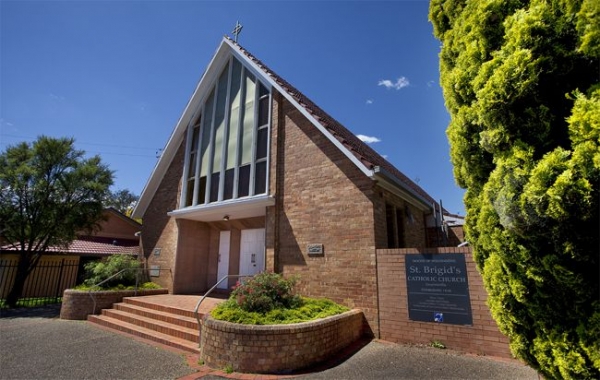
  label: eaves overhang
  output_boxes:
[167,195,275,222]
[372,166,434,212]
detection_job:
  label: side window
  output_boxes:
[385,203,405,248]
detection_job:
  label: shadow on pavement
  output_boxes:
[0,304,61,319]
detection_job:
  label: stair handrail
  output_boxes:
[194,274,254,343]
[87,266,144,315]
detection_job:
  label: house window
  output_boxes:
[181,56,270,208]
[386,203,405,248]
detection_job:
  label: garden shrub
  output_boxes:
[231,271,302,313]
[211,272,349,325]
[82,255,144,289]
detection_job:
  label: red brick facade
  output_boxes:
[132,38,510,357]
[377,247,512,358]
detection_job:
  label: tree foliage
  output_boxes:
[430,0,599,378]
[104,188,139,216]
[0,136,113,306]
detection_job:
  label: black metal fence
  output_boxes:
[0,258,79,307]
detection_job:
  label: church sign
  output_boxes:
[405,253,473,325]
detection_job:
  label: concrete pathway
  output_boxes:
[0,305,539,380]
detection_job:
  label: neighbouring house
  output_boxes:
[0,208,141,300]
[132,36,464,336]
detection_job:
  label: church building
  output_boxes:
[132,36,462,334]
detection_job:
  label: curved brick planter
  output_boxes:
[200,309,364,374]
[60,288,168,320]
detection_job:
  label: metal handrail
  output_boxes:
[87,267,172,315]
[194,274,254,344]
[87,267,144,315]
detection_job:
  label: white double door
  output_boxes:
[217,228,265,289]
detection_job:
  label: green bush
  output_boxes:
[430,0,599,377]
[82,255,143,289]
[73,281,161,291]
[231,272,302,313]
[211,297,349,325]
[212,272,348,325]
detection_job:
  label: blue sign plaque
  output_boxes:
[405,253,473,325]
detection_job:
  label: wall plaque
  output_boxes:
[150,265,160,277]
[307,244,324,256]
[405,253,473,325]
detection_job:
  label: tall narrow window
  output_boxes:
[210,63,230,203]
[181,56,270,209]
[224,59,242,200]
[385,203,405,248]
[238,72,256,198]
[254,84,269,195]
[185,122,200,206]
[198,93,214,204]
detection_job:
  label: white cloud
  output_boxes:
[366,99,374,105]
[427,80,436,88]
[378,77,409,90]
[49,93,65,101]
[357,134,381,144]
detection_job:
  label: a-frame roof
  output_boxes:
[133,37,440,218]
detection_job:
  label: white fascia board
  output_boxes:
[168,195,275,222]
[223,38,374,179]
[133,40,234,219]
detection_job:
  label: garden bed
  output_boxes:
[200,309,365,374]
[60,288,168,320]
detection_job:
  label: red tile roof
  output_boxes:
[1,236,139,256]
[226,36,439,208]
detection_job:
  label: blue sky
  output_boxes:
[1,0,466,215]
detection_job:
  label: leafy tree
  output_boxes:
[104,188,139,216]
[430,0,599,378]
[0,136,113,307]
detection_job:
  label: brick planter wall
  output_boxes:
[200,309,364,374]
[60,288,168,320]
[377,247,512,358]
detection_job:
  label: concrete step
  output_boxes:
[114,302,200,330]
[88,314,200,354]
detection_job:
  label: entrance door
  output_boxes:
[239,228,265,276]
[217,231,231,289]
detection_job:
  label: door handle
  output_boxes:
[251,253,256,264]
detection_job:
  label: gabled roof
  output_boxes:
[1,237,139,256]
[133,37,440,218]
[103,207,142,228]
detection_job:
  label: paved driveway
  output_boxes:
[1,305,539,380]
[0,305,195,380]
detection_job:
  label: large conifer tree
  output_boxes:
[430,0,599,378]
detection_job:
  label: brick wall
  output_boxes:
[60,288,168,320]
[377,247,512,358]
[140,138,185,292]
[200,309,364,373]
[270,92,380,336]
